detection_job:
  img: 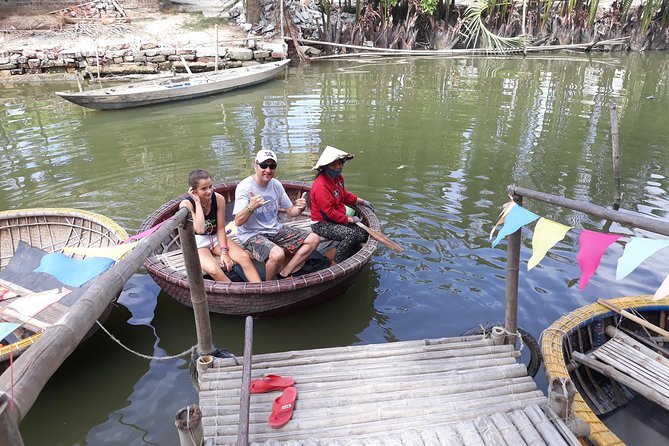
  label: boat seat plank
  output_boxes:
[574,330,669,411]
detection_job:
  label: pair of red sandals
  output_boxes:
[250,374,297,429]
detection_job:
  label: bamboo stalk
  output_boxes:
[508,408,547,445]
[610,104,622,209]
[211,335,487,366]
[508,186,669,236]
[203,394,547,437]
[455,420,486,445]
[237,316,253,445]
[201,380,539,413]
[597,299,669,339]
[200,374,534,402]
[208,343,516,373]
[505,194,522,345]
[596,342,669,393]
[616,325,669,358]
[178,219,214,355]
[490,412,528,445]
[201,363,529,393]
[474,416,506,445]
[572,351,669,410]
[523,404,568,445]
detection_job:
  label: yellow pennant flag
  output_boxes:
[63,241,139,261]
[528,217,572,270]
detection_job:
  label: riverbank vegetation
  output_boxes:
[313,0,669,51]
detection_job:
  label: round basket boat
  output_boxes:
[140,181,379,316]
[542,295,669,446]
[0,208,128,363]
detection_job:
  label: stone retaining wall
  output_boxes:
[0,0,158,15]
[0,41,287,77]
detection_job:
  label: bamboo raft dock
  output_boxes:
[197,333,581,445]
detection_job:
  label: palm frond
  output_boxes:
[462,0,530,52]
[588,0,600,26]
[641,0,657,35]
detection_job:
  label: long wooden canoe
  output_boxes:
[55,59,290,110]
[140,181,379,316]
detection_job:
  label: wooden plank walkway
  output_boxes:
[198,335,580,445]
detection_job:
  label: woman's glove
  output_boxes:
[361,200,375,213]
[350,216,362,224]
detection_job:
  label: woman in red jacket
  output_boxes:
[310,146,374,264]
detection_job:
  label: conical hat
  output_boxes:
[312,145,355,170]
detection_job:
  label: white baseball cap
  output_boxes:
[255,149,278,164]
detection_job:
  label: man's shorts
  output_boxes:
[243,226,310,262]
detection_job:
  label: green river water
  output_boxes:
[1,53,668,445]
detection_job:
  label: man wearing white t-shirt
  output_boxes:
[233,149,320,280]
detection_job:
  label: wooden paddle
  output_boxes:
[356,222,404,253]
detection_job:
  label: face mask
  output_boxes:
[325,167,341,178]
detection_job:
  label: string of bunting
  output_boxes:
[490,196,669,300]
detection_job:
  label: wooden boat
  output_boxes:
[0,208,128,365]
[55,59,290,110]
[542,295,669,446]
[140,181,379,316]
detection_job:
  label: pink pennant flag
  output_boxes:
[654,274,669,301]
[577,230,622,290]
[122,219,168,244]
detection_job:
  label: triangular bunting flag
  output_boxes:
[492,205,540,247]
[490,197,517,240]
[616,237,669,280]
[123,220,167,244]
[577,230,622,290]
[654,274,669,301]
[63,242,139,261]
[0,322,21,341]
[528,218,573,270]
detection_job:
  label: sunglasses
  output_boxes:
[258,162,277,170]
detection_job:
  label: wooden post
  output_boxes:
[175,404,203,446]
[0,392,24,446]
[610,104,621,210]
[237,316,253,445]
[504,194,522,345]
[178,219,215,355]
[507,185,669,237]
[0,208,189,424]
[95,41,101,80]
[215,24,219,72]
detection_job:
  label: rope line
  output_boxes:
[95,320,195,360]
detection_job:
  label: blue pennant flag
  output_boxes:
[492,205,540,247]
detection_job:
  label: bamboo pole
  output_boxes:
[572,351,669,410]
[214,24,219,72]
[490,412,528,445]
[178,219,215,356]
[237,316,253,446]
[505,194,522,345]
[0,392,23,446]
[523,404,569,445]
[0,208,189,424]
[605,326,669,367]
[211,335,488,366]
[95,41,101,80]
[617,326,669,357]
[507,185,669,236]
[508,408,547,445]
[597,299,669,339]
[610,104,622,210]
[201,363,530,393]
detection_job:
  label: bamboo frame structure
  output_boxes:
[0,207,189,432]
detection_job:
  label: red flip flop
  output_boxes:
[268,386,297,429]
[250,374,295,394]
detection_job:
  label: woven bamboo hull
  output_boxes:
[0,208,128,363]
[542,295,669,446]
[140,181,378,316]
